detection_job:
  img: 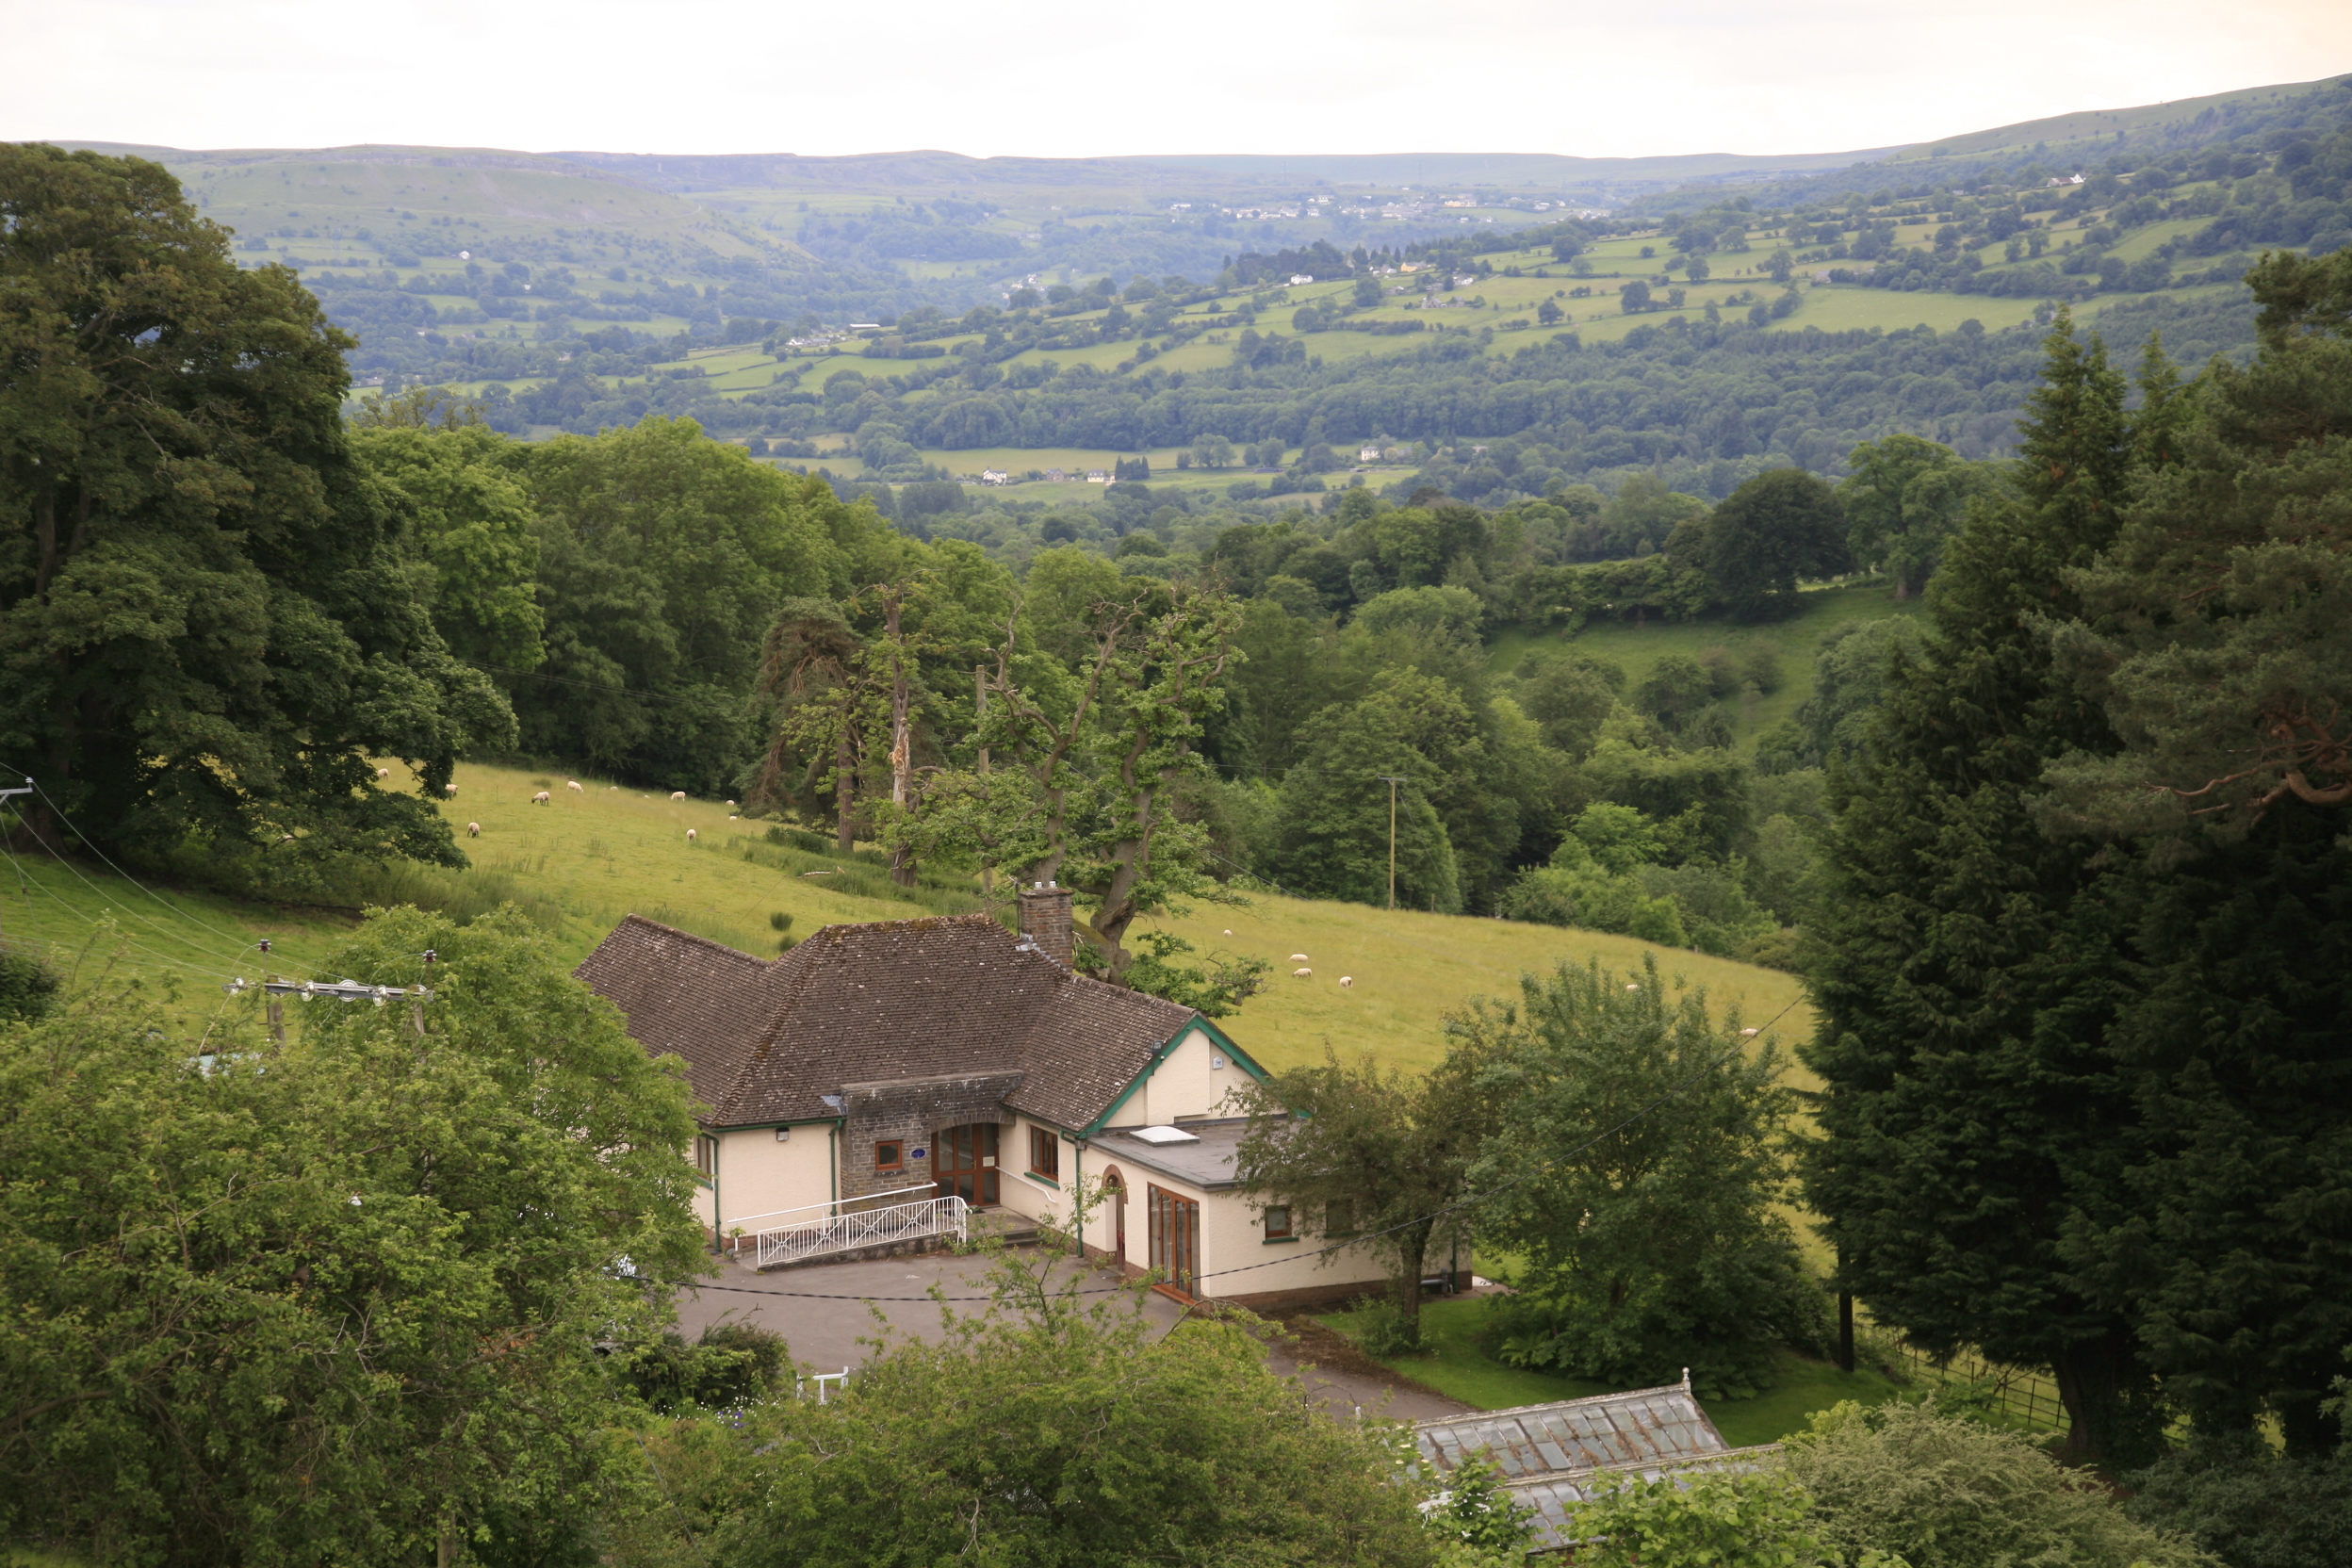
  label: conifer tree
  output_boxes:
[1803,314,2164,1466]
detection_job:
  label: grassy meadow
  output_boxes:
[1490,579,1926,752]
[6,755,1810,1082]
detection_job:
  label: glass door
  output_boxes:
[933,1123,1000,1207]
[1148,1184,1200,1296]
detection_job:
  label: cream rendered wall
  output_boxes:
[1198,1185,1388,1300]
[1125,1027,1244,1126]
[1000,1118,1068,1224]
[713,1124,838,1240]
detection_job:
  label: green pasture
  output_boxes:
[1316,1298,1903,1442]
[1488,580,1926,752]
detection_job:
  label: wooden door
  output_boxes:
[1148,1184,1200,1296]
[932,1122,1000,1207]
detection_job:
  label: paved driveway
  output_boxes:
[672,1246,1471,1424]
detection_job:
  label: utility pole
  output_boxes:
[1377,776,1408,911]
[0,779,30,946]
[974,666,994,899]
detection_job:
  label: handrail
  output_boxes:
[753,1194,968,1270]
[727,1182,938,1228]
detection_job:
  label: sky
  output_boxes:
[4,0,2347,160]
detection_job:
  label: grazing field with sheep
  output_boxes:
[6,757,1811,1079]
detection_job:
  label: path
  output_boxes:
[671,1246,1471,1423]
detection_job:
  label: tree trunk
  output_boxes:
[886,594,916,888]
[975,666,993,899]
[2050,1331,2152,1470]
[833,728,856,856]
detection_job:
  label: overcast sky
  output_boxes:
[5,0,2345,161]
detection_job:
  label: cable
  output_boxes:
[4,775,321,978]
[0,841,253,982]
[662,999,1805,1305]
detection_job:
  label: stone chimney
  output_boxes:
[1016,881,1074,968]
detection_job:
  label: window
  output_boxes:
[694,1134,718,1178]
[874,1139,904,1172]
[1264,1204,1293,1240]
[1029,1125,1060,1181]
[1324,1199,1356,1236]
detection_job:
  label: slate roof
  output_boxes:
[1413,1381,1730,1480]
[575,913,1200,1131]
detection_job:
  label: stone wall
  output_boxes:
[838,1070,1023,1201]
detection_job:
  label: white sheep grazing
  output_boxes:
[608,785,618,792]
[466,822,481,838]
[375,766,390,779]
[1339,975,1354,989]
[1292,966,1313,978]
[566,780,582,793]
[1289,953,1309,963]
[1625,983,1641,992]
[1739,1027,1759,1038]
[444,783,458,796]
[1222,929,1233,937]
[725,799,736,807]
[670,791,686,801]
[532,790,551,805]
[685,827,698,842]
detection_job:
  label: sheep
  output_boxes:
[1289,953,1309,963]
[1339,975,1354,989]
[566,780,582,793]
[1625,983,1641,991]
[375,766,390,780]
[685,827,698,842]
[466,822,481,838]
[670,791,686,801]
[1292,966,1313,978]
[608,785,618,792]
[444,783,458,796]
[1222,929,1233,937]
[1739,1027,1759,1038]
[531,790,551,805]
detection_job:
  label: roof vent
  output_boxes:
[1132,1124,1200,1145]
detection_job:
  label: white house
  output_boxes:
[1358,445,1382,464]
[980,468,1010,485]
[1086,468,1110,483]
[576,886,1396,1309]
[1289,272,1315,285]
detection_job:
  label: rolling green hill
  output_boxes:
[3,760,1809,1077]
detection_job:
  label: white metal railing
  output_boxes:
[754,1194,969,1269]
[728,1183,939,1231]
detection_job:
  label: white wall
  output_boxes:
[1198,1184,1388,1300]
[713,1123,837,1239]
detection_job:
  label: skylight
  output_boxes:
[1131,1125,1200,1145]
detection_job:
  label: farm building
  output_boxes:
[576,887,1398,1308]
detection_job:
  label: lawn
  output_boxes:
[1317,1297,1904,1446]
[1488,580,1926,752]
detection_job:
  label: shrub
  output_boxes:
[0,950,60,1022]
[2126,1432,2352,1568]
[1776,1399,2213,1568]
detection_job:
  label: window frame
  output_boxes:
[1263,1203,1293,1240]
[1028,1125,1060,1181]
[874,1139,905,1173]
[694,1133,718,1179]
[1324,1198,1356,1237]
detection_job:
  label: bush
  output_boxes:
[1348,1293,1426,1357]
[1776,1399,2212,1568]
[614,1322,792,1414]
[2126,1433,2352,1568]
[0,950,60,1022]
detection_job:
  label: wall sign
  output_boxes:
[910,1147,927,1161]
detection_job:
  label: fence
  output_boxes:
[1896,1345,2067,1433]
[753,1194,970,1270]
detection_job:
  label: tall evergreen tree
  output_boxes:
[1803,314,2164,1466]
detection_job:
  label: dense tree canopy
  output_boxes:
[0,145,508,867]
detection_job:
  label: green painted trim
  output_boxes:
[1082,1017,1275,1136]
[1261,1235,1300,1246]
[1020,1170,1061,1191]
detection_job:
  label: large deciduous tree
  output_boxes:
[1838,433,2000,598]
[0,144,509,863]
[1460,956,1822,1398]
[0,906,706,1563]
[1700,468,1852,620]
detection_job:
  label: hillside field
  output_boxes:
[1491,579,1926,751]
[5,759,1810,1082]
